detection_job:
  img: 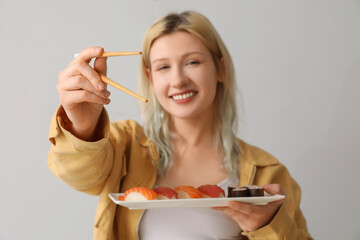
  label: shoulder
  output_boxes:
[237,139,279,167]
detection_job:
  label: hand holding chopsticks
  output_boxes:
[74,51,148,103]
[100,51,147,103]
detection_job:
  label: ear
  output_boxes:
[145,68,151,83]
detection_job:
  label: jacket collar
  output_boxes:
[237,139,278,167]
[237,139,279,186]
[136,132,160,166]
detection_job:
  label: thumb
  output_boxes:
[94,56,108,76]
[264,184,284,195]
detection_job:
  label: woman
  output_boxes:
[49,11,312,239]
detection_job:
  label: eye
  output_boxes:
[186,60,200,66]
[157,65,169,71]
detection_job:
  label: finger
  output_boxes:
[228,201,261,214]
[66,61,106,91]
[76,46,104,63]
[267,199,284,207]
[228,200,283,214]
[264,184,284,195]
[59,75,111,99]
[66,46,106,91]
[94,56,107,75]
[62,90,111,106]
[212,206,267,232]
[212,206,241,218]
[211,206,227,211]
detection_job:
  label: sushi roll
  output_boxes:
[123,187,157,201]
[197,184,225,198]
[231,187,250,197]
[153,186,178,200]
[248,185,265,197]
[174,186,203,199]
[227,185,265,198]
[227,185,241,197]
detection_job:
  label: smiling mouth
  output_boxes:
[171,91,197,100]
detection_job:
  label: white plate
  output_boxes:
[108,193,285,210]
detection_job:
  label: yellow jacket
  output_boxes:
[48,107,313,240]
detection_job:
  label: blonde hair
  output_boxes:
[138,11,241,177]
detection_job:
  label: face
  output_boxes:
[148,31,218,121]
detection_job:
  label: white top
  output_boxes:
[138,177,242,240]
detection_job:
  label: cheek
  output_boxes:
[202,72,218,95]
[151,78,167,100]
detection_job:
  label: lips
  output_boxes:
[170,91,197,100]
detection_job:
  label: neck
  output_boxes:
[171,108,217,147]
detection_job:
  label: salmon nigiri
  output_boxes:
[197,184,225,198]
[174,186,203,199]
[123,187,157,201]
[154,186,178,199]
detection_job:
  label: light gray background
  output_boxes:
[1,0,359,239]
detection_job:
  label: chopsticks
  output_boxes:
[74,51,148,103]
[100,74,148,103]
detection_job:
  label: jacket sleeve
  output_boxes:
[47,106,116,195]
[243,164,313,240]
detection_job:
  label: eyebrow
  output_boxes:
[151,51,205,65]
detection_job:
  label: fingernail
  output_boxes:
[104,90,111,97]
[98,82,105,90]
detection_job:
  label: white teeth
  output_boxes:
[173,92,195,100]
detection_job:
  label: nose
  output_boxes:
[170,66,189,88]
